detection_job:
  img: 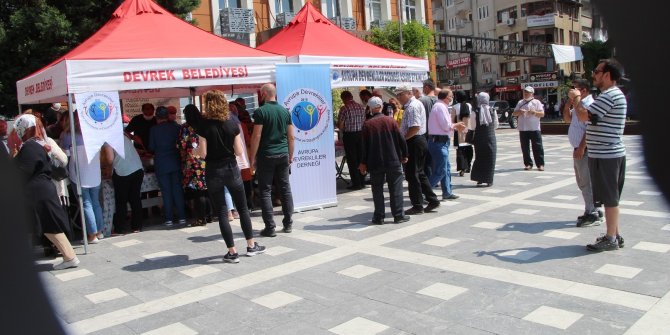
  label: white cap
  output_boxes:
[394,84,413,94]
[523,86,535,93]
[51,102,62,110]
[367,97,383,109]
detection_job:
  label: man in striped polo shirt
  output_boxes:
[570,58,628,252]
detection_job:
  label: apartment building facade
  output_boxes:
[435,0,603,105]
[192,0,432,47]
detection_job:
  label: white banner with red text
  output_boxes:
[276,64,337,210]
[17,56,283,104]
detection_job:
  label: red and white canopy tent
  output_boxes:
[16,0,285,105]
[256,2,429,88]
[15,0,285,253]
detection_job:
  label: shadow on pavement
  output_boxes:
[122,254,225,272]
[474,245,591,264]
[497,220,575,234]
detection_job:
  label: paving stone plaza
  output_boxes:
[38,130,669,335]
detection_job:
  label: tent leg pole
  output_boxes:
[68,94,88,254]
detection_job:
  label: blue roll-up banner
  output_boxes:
[276,64,337,210]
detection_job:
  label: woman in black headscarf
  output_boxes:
[470,92,498,187]
[453,91,474,177]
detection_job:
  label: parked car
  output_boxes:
[489,100,517,128]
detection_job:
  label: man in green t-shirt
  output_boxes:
[249,83,295,237]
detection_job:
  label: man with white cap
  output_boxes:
[512,86,545,171]
[395,84,440,215]
[359,96,410,224]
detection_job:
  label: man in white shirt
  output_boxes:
[563,79,601,227]
[513,86,545,171]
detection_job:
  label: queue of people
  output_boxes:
[6,57,628,274]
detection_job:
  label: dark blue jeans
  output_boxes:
[256,155,294,229]
[519,130,545,168]
[206,160,253,247]
[370,167,404,219]
[155,170,185,222]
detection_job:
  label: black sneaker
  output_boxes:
[587,236,619,252]
[424,202,440,213]
[259,228,277,237]
[576,213,601,227]
[282,225,293,233]
[405,207,424,215]
[393,215,411,224]
[442,194,460,201]
[595,234,625,248]
[246,242,266,256]
[371,217,384,225]
[223,252,240,263]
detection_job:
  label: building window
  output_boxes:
[477,6,489,20]
[446,0,454,6]
[220,0,241,9]
[405,0,417,21]
[275,0,293,13]
[496,6,517,24]
[520,1,554,17]
[324,0,341,18]
[447,17,456,30]
[369,0,382,22]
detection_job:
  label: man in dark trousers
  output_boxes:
[249,83,295,237]
[359,97,410,225]
[337,90,367,190]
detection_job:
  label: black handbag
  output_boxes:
[464,129,476,144]
[49,153,69,181]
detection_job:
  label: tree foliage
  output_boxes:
[0,0,200,116]
[580,40,613,83]
[367,21,433,59]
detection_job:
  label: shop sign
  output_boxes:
[495,85,521,93]
[447,56,471,69]
[527,14,555,28]
[448,83,472,91]
[521,81,559,89]
[506,77,519,84]
[529,72,558,82]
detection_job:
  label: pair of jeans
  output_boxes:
[405,135,439,207]
[428,138,453,196]
[206,160,253,247]
[370,167,404,219]
[343,131,364,188]
[155,170,186,222]
[80,185,103,235]
[112,169,144,232]
[256,155,294,229]
[519,130,545,167]
[224,187,236,211]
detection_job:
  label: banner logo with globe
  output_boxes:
[80,92,119,130]
[283,88,330,143]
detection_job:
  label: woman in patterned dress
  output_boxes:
[178,104,209,226]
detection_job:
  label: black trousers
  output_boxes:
[112,169,144,232]
[519,130,545,167]
[405,135,438,207]
[370,167,404,219]
[256,155,294,229]
[343,131,364,188]
[206,160,253,248]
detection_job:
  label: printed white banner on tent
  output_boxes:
[73,91,124,162]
